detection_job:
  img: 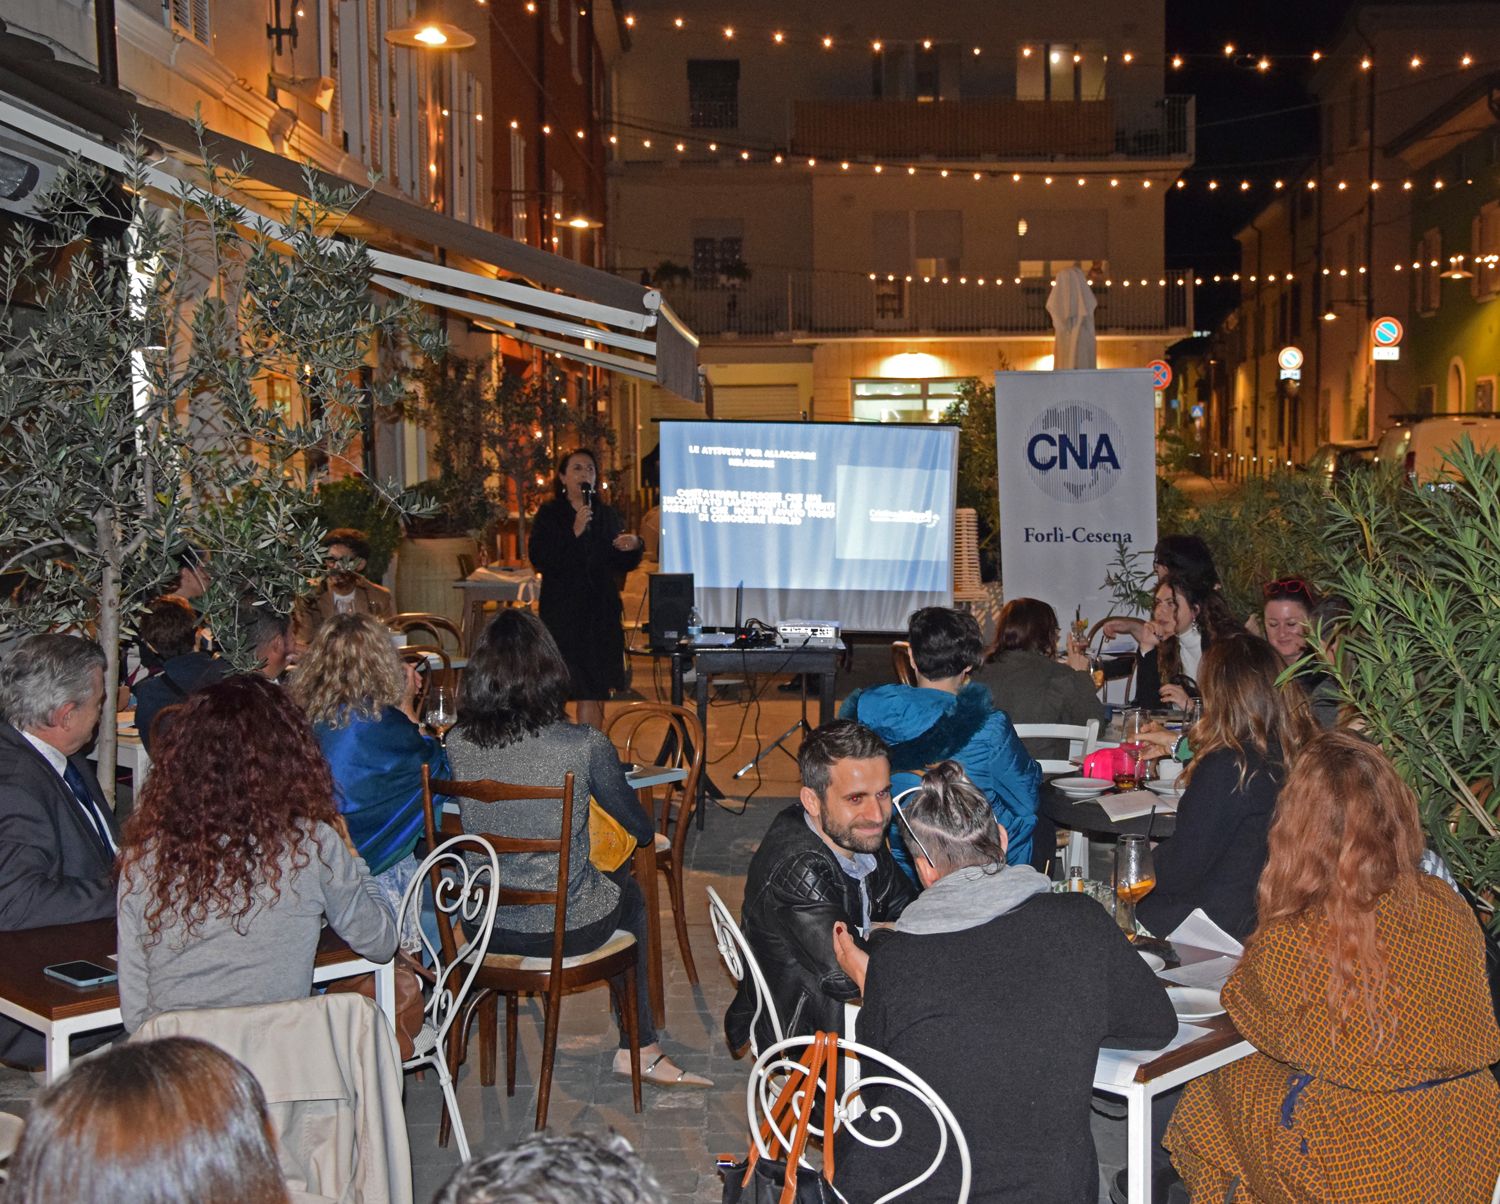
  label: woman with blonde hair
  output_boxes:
[1135,631,1314,943]
[293,611,447,911]
[1166,731,1500,1201]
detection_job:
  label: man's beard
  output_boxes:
[821,812,887,856]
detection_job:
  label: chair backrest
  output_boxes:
[891,641,916,687]
[420,765,576,974]
[390,612,464,655]
[605,702,704,844]
[705,886,783,1057]
[1011,718,1101,774]
[400,833,499,1054]
[748,1033,971,1204]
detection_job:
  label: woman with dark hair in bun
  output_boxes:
[527,447,644,731]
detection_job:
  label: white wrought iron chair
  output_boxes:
[747,1033,972,1204]
[1014,718,1102,877]
[397,833,499,1163]
[706,886,784,1058]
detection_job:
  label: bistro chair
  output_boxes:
[397,833,498,1162]
[605,702,705,986]
[742,1033,972,1204]
[1087,615,1138,701]
[706,886,783,1059]
[420,765,643,1132]
[1011,719,1102,777]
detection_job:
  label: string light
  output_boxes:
[1360,57,1370,69]
[1311,51,1321,61]
[822,36,832,48]
[723,26,733,37]
[1274,180,1283,189]
[1257,58,1269,71]
[941,169,948,177]
[1123,52,1133,63]
[1224,43,1234,55]
[1410,56,1421,68]
[1172,55,1182,69]
[673,15,681,26]
[773,31,783,42]
[624,13,633,25]
[1462,54,1473,67]
[872,41,880,51]
[972,47,981,55]
[1044,176,1052,184]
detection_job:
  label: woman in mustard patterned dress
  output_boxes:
[1166,730,1500,1203]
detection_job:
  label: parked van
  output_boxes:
[1371,415,1500,478]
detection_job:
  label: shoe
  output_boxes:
[1109,1166,1183,1204]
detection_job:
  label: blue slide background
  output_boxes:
[659,421,956,593]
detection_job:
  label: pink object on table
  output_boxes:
[1081,747,1137,781]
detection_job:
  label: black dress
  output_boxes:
[528,495,643,700]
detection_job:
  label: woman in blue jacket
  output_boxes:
[841,607,1042,875]
[293,611,448,923]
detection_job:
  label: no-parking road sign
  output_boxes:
[1148,360,1172,390]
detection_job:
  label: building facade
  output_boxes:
[605,0,1194,470]
[1210,5,1500,475]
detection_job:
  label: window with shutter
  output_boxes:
[168,0,210,45]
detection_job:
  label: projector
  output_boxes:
[775,620,841,648]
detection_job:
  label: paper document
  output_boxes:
[1096,790,1177,821]
[1167,909,1244,956]
[1158,956,1238,992]
[1094,1022,1209,1088]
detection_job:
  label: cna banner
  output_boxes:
[994,369,1157,633]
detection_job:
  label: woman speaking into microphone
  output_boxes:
[528,447,644,730]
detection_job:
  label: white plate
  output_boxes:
[1052,776,1112,796]
[1146,780,1185,797]
[1167,986,1225,1021]
[1138,950,1165,972]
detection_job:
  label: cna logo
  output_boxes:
[1023,402,1125,503]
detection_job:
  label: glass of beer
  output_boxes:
[1115,833,1156,938]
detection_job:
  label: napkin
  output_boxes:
[1167,909,1244,956]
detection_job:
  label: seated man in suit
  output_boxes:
[0,634,120,1068]
[725,720,916,1054]
[296,528,395,643]
[131,597,224,753]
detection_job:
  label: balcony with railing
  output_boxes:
[650,270,1193,339]
[789,96,1193,161]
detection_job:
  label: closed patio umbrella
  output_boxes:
[1046,263,1097,370]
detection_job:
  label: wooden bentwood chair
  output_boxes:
[605,702,705,987]
[420,764,643,1133]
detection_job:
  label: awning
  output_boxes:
[0,24,700,400]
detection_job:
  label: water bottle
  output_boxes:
[1068,865,1085,892]
[687,606,703,639]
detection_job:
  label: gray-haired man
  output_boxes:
[0,635,118,1065]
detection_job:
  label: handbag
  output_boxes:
[589,797,640,872]
[720,1031,843,1204]
[322,950,427,1060]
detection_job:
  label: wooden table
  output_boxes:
[626,766,688,1029]
[0,918,397,1084]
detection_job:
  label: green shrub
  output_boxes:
[314,477,403,580]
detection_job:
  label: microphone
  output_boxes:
[580,481,595,509]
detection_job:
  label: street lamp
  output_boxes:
[384,6,475,49]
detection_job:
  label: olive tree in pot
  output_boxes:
[400,354,621,572]
[0,141,440,797]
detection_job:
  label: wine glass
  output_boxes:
[424,685,457,744]
[1114,833,1156,939]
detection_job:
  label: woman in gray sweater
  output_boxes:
[447,609,710,1088]
[116,676,398,1034]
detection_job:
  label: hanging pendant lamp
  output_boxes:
[384,5,475,50]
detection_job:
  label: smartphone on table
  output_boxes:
[43,961,118,989]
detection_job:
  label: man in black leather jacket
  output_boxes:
[725,720,917,1053]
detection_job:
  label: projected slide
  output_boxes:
[659,420,957,631]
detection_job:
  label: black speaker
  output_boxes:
[648,573,694,649]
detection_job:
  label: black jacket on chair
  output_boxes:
[725,803,916,1053]
[0,722,120,1066]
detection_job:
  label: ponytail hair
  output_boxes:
[903,761,1008,874]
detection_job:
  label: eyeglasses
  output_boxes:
[1264,577,1312,599]
[890,787,934,866]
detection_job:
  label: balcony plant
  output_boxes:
[0,138,440,795]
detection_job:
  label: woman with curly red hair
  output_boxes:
[116,675,398,1033]
[1165,730,1500,1202]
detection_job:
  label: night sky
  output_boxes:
[1165,0,1360,330]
